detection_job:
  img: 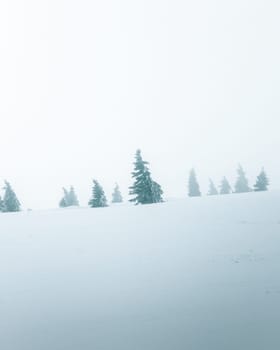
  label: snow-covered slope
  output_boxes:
[0,191,279,350]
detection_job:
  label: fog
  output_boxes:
[0,0,279,209]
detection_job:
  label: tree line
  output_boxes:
[0,150,269,212]
[53,151,271,208]
[58,149,164,209]
[189,164,269,197]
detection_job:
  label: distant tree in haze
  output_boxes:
[59,186,79,207]
[112,183,123,203]
[234,165,251,193]
[207,179,218,196]
[0,196,4,212]
[188,169,201,197]
[59,188,69,208]
[2,181,21,212]
[220,177,232,194]
[129,149,163,205]
[254,168,269,191]
[68,186,79,206]
[89,180,108,208]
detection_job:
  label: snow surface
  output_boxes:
[0,191,280,350]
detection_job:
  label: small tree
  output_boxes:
[59,188,69,208]
[59,186,79,207]
[188,169,201,197]
[112,183,123,203]
[68,186,79,206]
[0,196,4,212]
[254,168,269,191]
[3,181,21,212]
[89,180,108,208]
[129,150,163,204]
[207,179,218,195]
[234,165,251,193]
[220,177,232,194]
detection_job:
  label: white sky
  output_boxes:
[0,0,279,209]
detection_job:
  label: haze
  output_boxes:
[0,0,279,209]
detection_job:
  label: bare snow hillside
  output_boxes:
[0,191,279,350]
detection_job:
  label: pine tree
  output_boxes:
[220,177,232,194]
[59,188,69,208]
[129,150,163,204]
[68,186,79,206]
[188,168,201,197]
[112,183,123,203]
[59,186,79,207]
[207,179,218,195]
[89,180,108,208]
[254,168,269,191]
[151,180,164,203]
[3,181,21,212]
[0,196,4,212]
[234,165,251,193]
[59,198,67,207]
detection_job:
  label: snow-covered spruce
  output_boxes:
[234,164,251,193]
[59,186,79,208]
[112,183,123,203]
[207,179,218,196]
[188,168,201,197]
[220,176,232,195]
[254,168,269,191]
[2,180,21,212]
[89,180,108,208]
[129,149,163,205]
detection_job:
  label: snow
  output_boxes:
[0,191,280,349]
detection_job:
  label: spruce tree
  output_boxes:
[254,168,269,191]
[3,181,21,212]
[68,186,79,206]
[112,183,123,203]
[59,188,69,208]
[0,196,4,212]
[207,179,218,195]
[220,177,232,194]
[188,168,201,197]
[89,180,108,208]
[59,186,79,207]
[234,165,251,193]
[151,180,164,203]
[129,150,163,204]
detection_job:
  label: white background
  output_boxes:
[0,0,279,208]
